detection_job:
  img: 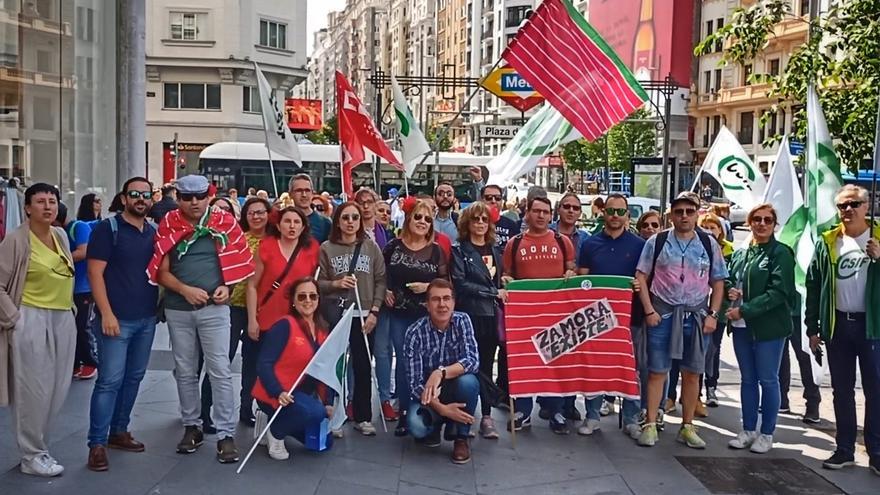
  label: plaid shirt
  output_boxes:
[404,312,480,400]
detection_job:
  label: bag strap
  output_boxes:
[260,241,304,307]
[695,229,715,282]
[509,233,524,280]
[647,230,669,290]
[347,241,363,276]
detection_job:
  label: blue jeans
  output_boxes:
[373,309,393,402]
[647,314,709,374]
[257,391,332,449]
[731,327,786,435]
[389,312,421,413]
[88,316,157,447]
[407,374,479,439]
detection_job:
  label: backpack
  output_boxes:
[509,232,568,279]
[106,214,157,247]
[648,229,716,289]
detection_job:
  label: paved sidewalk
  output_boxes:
[0,325,876,495]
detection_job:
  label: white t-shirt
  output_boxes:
[835,230,871,313]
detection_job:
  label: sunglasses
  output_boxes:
[179,192,209,201]
[295,293,319,302]
[312,204,325,212]
[751,215,775,225]
[836,200,864,211]
[412,213,433,223]
[483,194,502,202]
[126,190,152,200]
[672,207,697,216]
[341,213,360,222]
[473,215,489,224]
[605,207,628,217]
[560,204,580,211]
[643,222,661,229]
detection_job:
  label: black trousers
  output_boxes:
[74,292,97,368]
[349,317,375,423]
[778,316,821,409]
[471,314,499,416]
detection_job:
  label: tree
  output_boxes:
[425,125,452,152]
[562,107,658,173]
[696,0,880,170]
[304,116,338,144]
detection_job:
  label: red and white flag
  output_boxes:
[502,0,649,142]
[335,71,401,197]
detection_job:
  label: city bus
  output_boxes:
[198,142,493,201]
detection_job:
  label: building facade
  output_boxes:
[145,0,307,184]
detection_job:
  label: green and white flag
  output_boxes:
[805,84,844,233]
[391,76,431,178]
[304,304,354,430]
[698,125,766,210]
[486,104,582,186]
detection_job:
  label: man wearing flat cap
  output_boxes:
[147,175,255,464]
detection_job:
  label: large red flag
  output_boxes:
[502,0,649,141]
[335,71,401,197]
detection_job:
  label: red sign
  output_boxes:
[587,0,694,86]
[285,98,323,132]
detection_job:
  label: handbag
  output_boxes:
[259,241,303,307]
[321,242,363,324]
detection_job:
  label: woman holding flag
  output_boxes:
[252,277,335,460]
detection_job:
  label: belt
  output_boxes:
[835,310,865,322]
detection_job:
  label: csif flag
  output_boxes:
[254,62,301,164]
[502,0,648,142]
[391,76,431,177]
[304,304,355,431]
[698,125,767,210]
[336,71,402,197]
[805,84,844,234]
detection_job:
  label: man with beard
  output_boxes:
[85,177,159,471]
[470,167,521,248]
[433,182,459,241]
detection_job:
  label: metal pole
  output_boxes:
[658,77,673,218]
[374,85,383,191]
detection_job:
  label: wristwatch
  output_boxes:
[706,310,719,319]
[438,366,447,381]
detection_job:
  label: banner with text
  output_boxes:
[504,275,639,399]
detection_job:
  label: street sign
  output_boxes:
[789,139,805,156]
[480,65,544,112]
[479,125,521,139]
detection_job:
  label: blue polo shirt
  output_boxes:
[309,211,331,243]
[66,220,92,295]
[577,229,645,276]
[86,215,159,320]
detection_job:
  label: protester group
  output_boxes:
[0,170,877,478]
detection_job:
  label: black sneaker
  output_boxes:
[176,426,204,454]
[705,387,718,408]
[563,407,582,422]
[550,414,570,435]
[421,427,441,448]
[216,437,239,464]
[507,413,531,432]
[802,406,821,424]
[822,450,855,470]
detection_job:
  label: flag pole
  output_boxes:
[254,61,279,199]
[870,87,880,231]
[353,281,387,433]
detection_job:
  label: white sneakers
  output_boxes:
[354,421,377,436]
[266,433,289,460]
[750,434,773,454]
[577,419,601,436]
[20,453,64,477]
[728,430,758,449]
[254,410,269,446]
[623,423,642,440]
[599,401,612,416]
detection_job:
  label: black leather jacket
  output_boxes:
[451,240,502,317]
[149,196,178,224]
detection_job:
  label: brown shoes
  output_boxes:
[87,445,109,472]
[451,438,471,464]
[108,432,146,452]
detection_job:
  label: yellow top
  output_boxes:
[21,230,75,310]
[230,232,263,307]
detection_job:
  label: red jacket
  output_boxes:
[252,316,328,409]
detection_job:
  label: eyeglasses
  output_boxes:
[836,200,864,211]
[672,207,696,217]
[247,209,268,217]
[605,207,628,217]
[312,204,325,212]
[560,204,580,211]
[292,188,312,195]
[483,194,502,202]
[643,222,660,229]
[751,215,775,225]
[473,215,489,224]
[341,213,360,222]
[126,190,152,200]
[530,209,551,216]
[295,293,319,302]
[179,192,209,202]
[412,213,433,223]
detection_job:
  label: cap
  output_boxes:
[388,187,399,197]
[175,175,209,195]
[671,191,701,208]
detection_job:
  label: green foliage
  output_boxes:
[695,0,880,170]
[562,108,658,172]
[426,125,453,152]
[304,116,338,144]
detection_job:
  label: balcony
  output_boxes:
[771,16,809,44]
[0,66,75,89]
[0,8,73,37]
[717,82,771,106]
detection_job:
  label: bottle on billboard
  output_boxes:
[632,0,655,80]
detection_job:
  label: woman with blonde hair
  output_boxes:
[699,213,735,260]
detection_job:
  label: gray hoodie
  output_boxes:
[318,238,386,312]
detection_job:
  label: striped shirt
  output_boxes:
[404,311,480,400]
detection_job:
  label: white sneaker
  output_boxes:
[750,434,773,454]
[266,433,289,460]
[577,418,601,436]
[354,421,377,436]
[599,401,612,416]
[254,410,268,446]
[624,423,641,440]
[728,430,758,449]
[332,428,344,438]
[20,454,64,477]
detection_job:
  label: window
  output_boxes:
[703,117,710,147]
[77,7,94,42]
[768,58,780,76]
[714,69,722,91]
[506,6,529,28]
[36,50,52,73]
[800,0,810,17]
[33,97,53,130]
[259,19,287,49]
[243,86,262,113]
[703,71,711,93]
[740,111,754,144]
[712,115,721,141]
[714,19,724,52]
[742,63,753,85]
[763,110,778,141]
[706,19,714,39]
[170,12,204,40]
[164,83,221,110]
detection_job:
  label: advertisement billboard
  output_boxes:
[285,98,323,132]
[588,0,694,86]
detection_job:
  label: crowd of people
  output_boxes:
[0,171,877,478]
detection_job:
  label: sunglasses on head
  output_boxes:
[341,213,360,222]
[672,207,696,216]
[605,207,628,217]
[751,215,775,225]
[836,200,864,211]
[312,203,325,212]
[295,292,319,302]
[179,192,209,201]
[483,194,502,202]
[126,190,152,200]
[412,213,433,223]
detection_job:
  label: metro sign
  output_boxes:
[481,65,544,112]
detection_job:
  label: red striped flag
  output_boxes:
[504,276,639,399]
[502,0,649,142]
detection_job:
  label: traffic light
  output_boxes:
[171,132,182,169]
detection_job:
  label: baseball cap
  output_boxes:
[671,191,701,208]
[175,175,210,195]
[388,187,399,197]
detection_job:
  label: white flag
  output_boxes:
[486,104,582,186]
[391,76,431,177]
[254,62,301,164]
[304,305,354,430]
[763,137,801,225]
[806,84,844,233]
[698,125,766,210]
